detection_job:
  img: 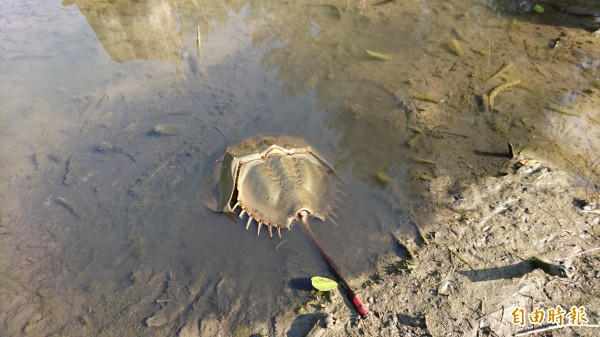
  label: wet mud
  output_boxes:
[1,0,599,336]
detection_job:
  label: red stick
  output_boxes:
[300,214,369,318]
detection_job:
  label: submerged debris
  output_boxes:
[96,141,119,153]
[488,79,522,109]
[419,172,434,181]
[131,237,146,259]
[405,133,423,148]
[413,93,443,103]
[450,38,463,57]
[196,26,202,49]
[0,269,24,292]
[319,4,343,20]
[151,123,183,136]
[145,312,168,327]
[374,172,392,186]
[487,62,512,83]
[47,152,64,163]
[365,49,392,61]
[63,156,78,186]
[413,157,437,166]
[55,197,82,220]
[481,93,490,110]
[95,142,136,161]
[546,104,580,116]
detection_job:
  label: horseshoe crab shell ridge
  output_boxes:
[216,135,343,238]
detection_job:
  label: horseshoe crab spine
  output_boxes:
[236,202,282,238]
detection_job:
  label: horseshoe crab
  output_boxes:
[216,135,340,238]
[212,135,369,318]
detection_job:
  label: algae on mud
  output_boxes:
[374,172,392,187]
[152,123,184,136]
[131,237,146,259]
[450,38,464,57]
[365,49,392,61]
[63,156,78,186]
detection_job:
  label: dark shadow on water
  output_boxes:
[289,278,313,292]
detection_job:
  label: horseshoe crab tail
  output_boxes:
[299,212,369,318]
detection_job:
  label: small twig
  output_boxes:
[448,249,476,271]
[413,264,455,290]
[422,129,469,138]
[413,93,443,103]
[559,246,600,261]
[478,198,518,228]
[309,21,323,31]
[275,239,288,251]
[514,323,600,336]
[487,41,491,69]
[196,26,202,48]
[487,62,512,83]
[498,306,505,332]
[366,49,392,61]
[546,104,580,116]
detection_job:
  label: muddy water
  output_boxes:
[1,0,599,335]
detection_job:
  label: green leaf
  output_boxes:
[533,4,544,13]
[311,276,338,291]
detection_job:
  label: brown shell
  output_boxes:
[216,135,340,237]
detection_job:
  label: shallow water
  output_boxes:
[1,0,599,335]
